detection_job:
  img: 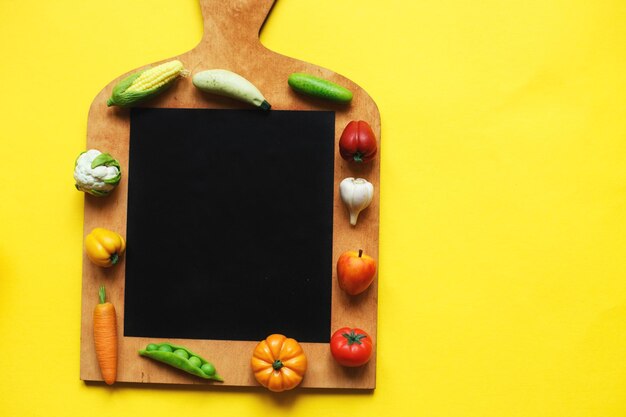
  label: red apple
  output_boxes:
[337,249,377,295]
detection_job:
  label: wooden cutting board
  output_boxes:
[80,0,381,389]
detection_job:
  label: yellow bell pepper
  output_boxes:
[85,227,126,267]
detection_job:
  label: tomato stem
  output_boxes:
[342,330,367,345]
[358,249,363,258]
[272,360,283,371]
[353,152,364,163]
[110,253,119,265]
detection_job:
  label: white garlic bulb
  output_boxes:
[339,177,374,226]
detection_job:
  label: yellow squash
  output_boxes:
[85,227,126,267]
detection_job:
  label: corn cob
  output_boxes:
[107,60,187,107]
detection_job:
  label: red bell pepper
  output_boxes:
[339,120,378,163]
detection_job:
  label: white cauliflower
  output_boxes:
[74,149,121,197]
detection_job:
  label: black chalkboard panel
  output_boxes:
[123,108,335,343]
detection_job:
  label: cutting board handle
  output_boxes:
[199,0,276,45]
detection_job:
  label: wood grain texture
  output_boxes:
[80,0,380,389]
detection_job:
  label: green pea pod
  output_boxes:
[139,342,224,382]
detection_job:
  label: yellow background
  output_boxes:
[1,0,625,415]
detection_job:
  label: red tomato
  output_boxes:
[330,327,373,367]
[339,120,378,163]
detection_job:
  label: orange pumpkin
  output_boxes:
[251,334,307,392]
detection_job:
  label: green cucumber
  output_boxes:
[288,72,353,103]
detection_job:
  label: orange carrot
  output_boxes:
[93,285,117,385]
